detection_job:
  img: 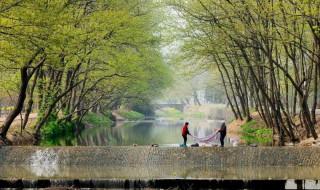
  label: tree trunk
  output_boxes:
[33,79,84,144]
[0,67,28,139]
[218,56,243,120]
[216,60,239,120]
[22,68,40,130]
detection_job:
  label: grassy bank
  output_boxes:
[115,109,145,120]
[155,108,206,120]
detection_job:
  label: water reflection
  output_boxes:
[75,120,227,146]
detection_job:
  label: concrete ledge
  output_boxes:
[1,146,320,167]
[1,146,320,189]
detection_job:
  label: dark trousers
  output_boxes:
[220,133,226,147]
[182,135,187,146]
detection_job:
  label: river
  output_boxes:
[51,119,228,147]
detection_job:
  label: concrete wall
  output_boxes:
[0,146,320,167]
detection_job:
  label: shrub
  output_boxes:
[188,112,206,119]
[82,112,113,125]
[240,120,272,145]
[116,109,145,120]
[103,110,116,121]
[41,114,76,139]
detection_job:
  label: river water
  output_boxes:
[74,119,227,146]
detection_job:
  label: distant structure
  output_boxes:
[153,104,185,112]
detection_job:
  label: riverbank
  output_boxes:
[0,114,36,146]
[2,108,320,147]
[227,112,320,147]
[0,110,124,146]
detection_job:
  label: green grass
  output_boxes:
[82,112,113,125]
[188,112,206,119]
[155,108,206,120]
[116,109,145,120]
[240,120,272,145]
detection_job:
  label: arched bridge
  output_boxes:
[153,104,185,112]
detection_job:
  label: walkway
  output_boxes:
[0,113,37,122]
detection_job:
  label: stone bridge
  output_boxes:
[153,103,185,112]
[1,146,320,189]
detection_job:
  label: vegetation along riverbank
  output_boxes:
[1,1,320,147]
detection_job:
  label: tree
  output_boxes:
[164,0,320,143]
[0,0,173,144]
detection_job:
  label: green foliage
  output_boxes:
[41,114,76,139]
[103,110,116,122]
[40,132,77,146]
[155,108,183,120]
[240,121,272,145]
[124,99,155,116]
[1,106,14,111]
[0,0,174,139]
[166,108,183,115]
[83,112,113,125]
[188,112,206,119]
[116,109,145,120]
[163,0,320,141]
[155,107,206,120]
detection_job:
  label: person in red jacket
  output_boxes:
[181,122,190,147]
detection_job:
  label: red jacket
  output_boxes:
[182,124,190,136]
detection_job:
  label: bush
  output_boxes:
[103,110,116,121]
[166,108,183,115]
[116,109,145,120]
[188,112,206,119]
[41,114,76,139]
[82,112,113,125]
[240,120,272,145]
[155,108,183,117]
[241,121,272,136]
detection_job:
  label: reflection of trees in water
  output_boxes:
[76,121,222,146]
[76,127,110,146]
[189,122,224,143]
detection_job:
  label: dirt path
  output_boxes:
[0,113,38,146]
[0,113,38,122]
[112,111,125,121]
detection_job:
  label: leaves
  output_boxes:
[0,0,173,138]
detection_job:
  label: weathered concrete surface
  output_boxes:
[0,146,320,167]
[1,146,320,189]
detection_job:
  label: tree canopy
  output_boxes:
[0,0,172,143]
[1,0,320,145]
[164,0,320,144]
